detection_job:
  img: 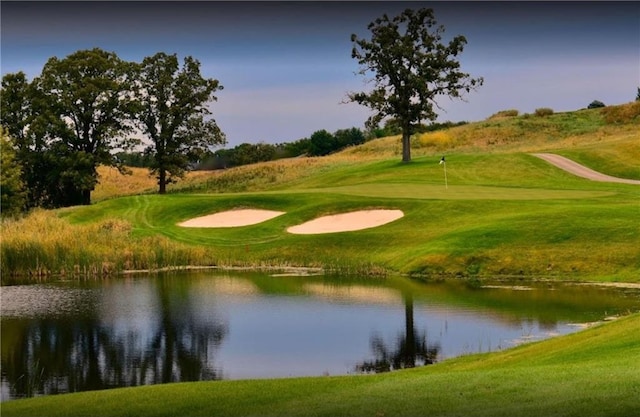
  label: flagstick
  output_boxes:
[443,161,448,189]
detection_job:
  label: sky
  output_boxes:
[2,1,639,148]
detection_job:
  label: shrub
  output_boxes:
[488,109,519,119]
[534,107,554,117]
[588,100,605,109]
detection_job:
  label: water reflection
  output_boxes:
[2,272,639,401]
[356,292,440,373]
[1,277,228,400]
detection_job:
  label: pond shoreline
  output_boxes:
[4,263,639,289]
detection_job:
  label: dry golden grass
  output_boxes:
[0,209,216,278]
[601,100,640,123]
[93,166,217,201]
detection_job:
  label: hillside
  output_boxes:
[93,102,640,199]
[2,102,639,281]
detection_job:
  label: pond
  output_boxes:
[2,271,640,402]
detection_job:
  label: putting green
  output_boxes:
[294,183,614,200]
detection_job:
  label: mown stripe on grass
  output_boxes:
[296,183,614,200]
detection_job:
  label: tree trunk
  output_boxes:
[81,189,91,205]
[158,169,167,194]
[401,129,411,162]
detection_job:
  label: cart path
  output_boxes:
[532,153,640,185]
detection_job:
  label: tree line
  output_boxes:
[1,49,225,210]
[115,126,370,171]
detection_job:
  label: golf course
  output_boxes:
[1,102,639,416]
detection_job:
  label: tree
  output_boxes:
[1,71,44,208]
[588,100,605,109]
[308,129,337,156]
[132,53,226,194]
[349,8,483,162]
[0,72,32,145]
[32,48,136,205]
[636,87,640,102]
[334,127,366,149]
[0,128,27,217]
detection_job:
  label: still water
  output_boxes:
[2,271,639,401]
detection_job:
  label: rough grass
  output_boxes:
[0,209,218,279]
[3,313,639,417]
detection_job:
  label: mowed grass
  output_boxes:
[55,150,640,281]
[2,106,639,280]
[3,312,639,417]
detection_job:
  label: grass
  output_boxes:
[3,312,639,417]
[2,103,639,281]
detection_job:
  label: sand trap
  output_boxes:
[287,209,404,235]
[178,209,285,228]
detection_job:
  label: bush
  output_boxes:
[588,100,605,109]
[488,109,519,119]
[534,107,554,117]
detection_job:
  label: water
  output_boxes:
[2,271,639,401]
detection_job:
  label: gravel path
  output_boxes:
[532,153,640,185]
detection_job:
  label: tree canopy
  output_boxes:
[0,128,27,217]
[1,49,227,208]
[131,53,226,194]
[349,8,483,162]
[33,48,136,205]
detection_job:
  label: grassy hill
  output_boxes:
[1,102,639,281]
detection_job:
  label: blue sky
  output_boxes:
[2,1,639,148]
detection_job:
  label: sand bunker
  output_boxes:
[287,209,404,235]
[178,208,404,234]
[178,209,285,228]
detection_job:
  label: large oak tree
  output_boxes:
[34,48,135,205]
[1,49,135,207]
[132,53,226,194]
[349,8,483,162]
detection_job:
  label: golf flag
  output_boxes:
[440,156,448,189]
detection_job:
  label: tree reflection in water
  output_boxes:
[1,279,228,399]
[356,292,440,373]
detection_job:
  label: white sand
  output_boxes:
[177,208,405,234]
[177,209,285,228]
[287,209,404,234]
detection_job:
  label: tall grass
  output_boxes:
[92,166,215,202]
[0,209,218,280]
